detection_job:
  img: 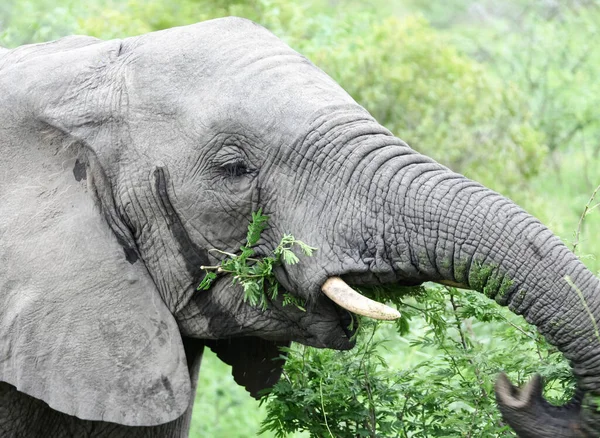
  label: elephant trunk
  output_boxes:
[377,157,600,436]
[282,122,600,434]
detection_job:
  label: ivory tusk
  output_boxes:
[321,277,401,321]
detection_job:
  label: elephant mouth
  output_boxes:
[268,267,400,349]
[295,275,401,350]
[333,303,357,340]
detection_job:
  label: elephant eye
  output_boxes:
[221,159,249,178]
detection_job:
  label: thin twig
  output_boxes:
[399,396,410,438]
[199,265,225,272]
[497,314,543,360]
[449,293,489,401]
[362,363,377,438]
[565,275,600,344]
[319,379,334,438]
[208,248,238,258]
[587,202,600,213]
[573,184,600,252]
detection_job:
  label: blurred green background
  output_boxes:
[3,1,600,436]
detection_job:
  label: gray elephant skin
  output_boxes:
[0,16,598,438]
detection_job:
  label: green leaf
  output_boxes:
[296,240,317,256]
[197,271,217,290]
[246,209,269,247]
[281,249,300,265]
[242,279,262,306]
[282,293,306,311]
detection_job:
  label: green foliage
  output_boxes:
[404,0,600,213]
[261,286,574,437]
[260,325,406,438]
[439,1,600,156]
[73,0,263,40]
[246,210,269,247]
[0,0,83,46]
[198,210,315,310]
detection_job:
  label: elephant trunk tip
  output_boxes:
[495,373,591,437]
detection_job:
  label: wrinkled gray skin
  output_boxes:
[0,17,599,438]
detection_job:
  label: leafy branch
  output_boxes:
[197,210,316,310]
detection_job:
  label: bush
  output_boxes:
[261,285,573,437]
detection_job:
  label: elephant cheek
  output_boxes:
[176,282,355,350]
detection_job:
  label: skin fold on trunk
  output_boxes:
[380,155,600,437]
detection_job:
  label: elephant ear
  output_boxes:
[0,37,191,425]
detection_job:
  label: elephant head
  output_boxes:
[1,17,599,437]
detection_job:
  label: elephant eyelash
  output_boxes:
[221,159,251,178]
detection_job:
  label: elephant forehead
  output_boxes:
[122,17,357,123]
[126,17,295,76]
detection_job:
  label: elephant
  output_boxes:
[0,16,599,438]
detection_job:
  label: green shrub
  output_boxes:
[260,285,572,437]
